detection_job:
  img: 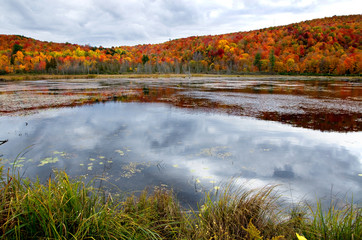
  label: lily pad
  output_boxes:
[11,159,25,165]
[203,176,213,179]
[121,162,154,178]
[11,163,24,168]
[124,147,132,152]
[115,150,124,156]
[197,146,232,159]
[38,157,59,166]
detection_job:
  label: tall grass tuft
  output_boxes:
[190,184,287,239]
[1,164,361,239]
[303,199,361,240]
[0,168,160,239]
[123,187,186,239]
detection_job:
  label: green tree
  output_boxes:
[142,55,150,65]
[269,50,275,72]
[46,57,57,72]
[253,52,262,71]
[10,44,23,65]
[11,44,23,55]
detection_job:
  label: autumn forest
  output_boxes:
[0,14,361,76]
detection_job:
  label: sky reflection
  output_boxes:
[0,101,361,207]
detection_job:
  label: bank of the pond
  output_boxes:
[0,167,360,240]
[0,73,360,82]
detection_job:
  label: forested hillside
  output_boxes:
[0,15,361,75]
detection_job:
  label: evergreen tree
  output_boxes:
[10,44,23,65]
[253,52,262,71]
[269,50,275,72]
[142,55,150,65]
[11,44,23,55]
[46,57,57,72]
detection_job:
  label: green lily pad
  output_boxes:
[115,150,125,155]
[121,162,154,178]
[203,176,212,179]
[38,157,59,167]
[12,164,24,168]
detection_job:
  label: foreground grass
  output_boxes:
[0,167,360,239]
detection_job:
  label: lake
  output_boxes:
[0,76,361,208]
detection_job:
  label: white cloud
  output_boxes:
[0,0,360,47]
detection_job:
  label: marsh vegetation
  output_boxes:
[0,77,361,239]
[0,168,361,239]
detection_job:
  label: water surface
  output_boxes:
[0,77,361,207]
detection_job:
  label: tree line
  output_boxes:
[0,15,360,75]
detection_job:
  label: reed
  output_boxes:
[302,199,361,240]
[0,169,159,239]
[0,166,360,239]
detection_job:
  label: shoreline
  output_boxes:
[0,73,361,82]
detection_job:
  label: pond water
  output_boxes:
[0,77,361,208]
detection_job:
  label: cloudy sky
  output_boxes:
[0,0,360,47]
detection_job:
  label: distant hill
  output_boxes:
[0,14,361,75]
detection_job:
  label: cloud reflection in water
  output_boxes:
[0,101,361,207]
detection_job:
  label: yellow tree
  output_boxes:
[0,55,11,73]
